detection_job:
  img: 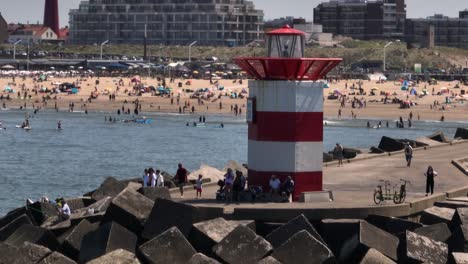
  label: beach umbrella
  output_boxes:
[4,86,12,92]
[371,87,379,90]
[323,83,330,88]
[333,89,342,95]
[440,87,448,90]
[1,65,15,70]
[192,70,199,74]
[401,86,408,91]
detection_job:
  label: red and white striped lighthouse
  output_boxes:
[234,25,342,201]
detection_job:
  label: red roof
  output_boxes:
[266,25,305,36]
[58,27,69,40]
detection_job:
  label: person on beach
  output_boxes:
[334,143,344,167]
[143,169,149,187]
[155,170,164,187]
[404,143,413,168]
[424,166,437,196]
[175,163,188,198]
[196,174,203,198]
[224,168,235,203]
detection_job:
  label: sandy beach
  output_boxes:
[1,75,467,122]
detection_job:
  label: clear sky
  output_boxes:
[0,0,467,27]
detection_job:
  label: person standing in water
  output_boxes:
[57,121,62,129]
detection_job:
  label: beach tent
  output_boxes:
[371,87,379,91]
[401,86,408,91]
[410,88,417,95]
[333,89,342,95]
[4,86,13,92]
[323,83,330,88]
[1,65,15,70]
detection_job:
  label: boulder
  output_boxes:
[323,152,334,162]
[41,217,72,234]
[86,249,140,264]
[414,223,451,242]
[256,222,284,238]
[139,227,196,264]
[272,230,335,264]
[187,253,221,264]
[60,219,99,260]
[427,131,450,143]
[453,252,468,264]
[369,146,385,154]
[0,214,32,241]
[258,256,283,264]
[16,242,52,264]
[137,187,172,201]
[360,248,396,264]
[434,200,468,209]
[448,224,468,253]
[4,224,59,250]
[189,218,255,256]
[365,215,422,236]
[213,225,273,264]
[455,128,468,140]
[28,202,59,225]
[420,206,460,228]
[343,147,361,159]
[142,199,198,240]
[0,207,36,229]
[359,221,399,261]
[65,197,94,212]
[103,188,154,234]
[79,221,137,263]
[0,242,20,264]
[126,182,143,192]
[406,230,448,264]
[378,136,405,152]
[318,219,361,262]
[91,177,128,201]
[70,197,112,225]
[458,207,468,226]
[266,214,325,248]
[38,251,76,264]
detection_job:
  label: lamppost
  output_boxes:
[188,41,197,62]
[12,40,22,60]
[383,40,400,72]
[100,40,109,60]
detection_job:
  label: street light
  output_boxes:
[188,41,197,62]
[100,40,109,60]
[383,40,400,72]
[12,40,22,60]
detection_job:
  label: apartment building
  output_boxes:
[68,0,264,46]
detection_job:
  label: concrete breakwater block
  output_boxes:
[258,256,282,264]
[323,152,334,162]
[318,219,361,262]
[271,230,335,264]
[213,225,273,264]
[65,197,94,212]
[0,207,36,229]
[28,202,59,225]
[420,206,460,228]
[103,188,154,234]
[79,221,137,263]
[188,218,255,256]
[86,249,141,264]
[139,227,196,264]
[369,146,385,154]
[137,187,172,201]
[458,208,468,226]
[17,242,52,264]
[0,242,20,264]
[187,253,221,264]
[91,177,128,201]
[38,251,77,264]
[0,214,32,241]
[455,128,468,139]
[365,215,422,236]
[343,147,362,159]
[359,220,399,261]
[453,252,468,264]
[414,223,452,242]
[60,219,99,260]
[378,136,406,152]
[406,230,448,264]
[142,199,198,240]
[266,214,325,248]
[435,200,468,209]
[427,131,450,143]
[4,224,59,250]
[360,248,396,264]
[449,225,468,253]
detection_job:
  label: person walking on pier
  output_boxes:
[425,166,437,196]
[334,143,344,167]
[404,143,413,168]
[175,163,188,198]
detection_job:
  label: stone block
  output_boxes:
[258,256,283,264]
[435,200,468,209]
[458,208,468,226]
[448,224,468,253]
[365,215,422,236]
[142,199,198,240]
[318,219,361,262]
[256,222,284,238]
[138,187,171,201]
[414,223,451,242]
[65,197,94,212]
[0,242,20,264]
[378,136,405,152]
[0,214,32,241]
[406,230,448,264]
[38,251,76,264]
[272,230,334,264]
[79,221,137,263]
[0,207,36,229]
[187,253,221,264]
[189,218,255,256]
[453,252,468,264]
[266,214,325,248]
[28,202,59,225]
[60,219,99,260]
[16,242,52,264]
[370,146,385,154]
[359,221,399,261]
[91,177,128,201]
[70,197,112,225]
[420,206,460,228]
[455,128,468,139]
[103,188,154,234]
[427,131,450,143]
[213,225,273,264]
[4,224,59,250]
[126,182,143,192]
[323,152,334,162]
[86,249,140,264]
[360,248,396,264]
[139,227,196,264]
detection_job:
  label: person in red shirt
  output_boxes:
[175,163,188,198]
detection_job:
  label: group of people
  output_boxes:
[404,142,437,196]
[142,168,165,188]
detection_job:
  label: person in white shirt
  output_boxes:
[148,168,156,187]
[155,170,164,187]
[143,169,149,187]
[58,198,71,221]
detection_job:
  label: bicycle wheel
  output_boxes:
[400,191,406,203]
[374,191,382,205]
[393,192,402,204]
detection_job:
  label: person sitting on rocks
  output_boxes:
[57,198,71,221]
[269,175,281,200]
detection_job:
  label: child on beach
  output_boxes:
[196,175,203,198]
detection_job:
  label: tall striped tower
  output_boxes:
[44,0,59,36]
[234,25,342,201]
